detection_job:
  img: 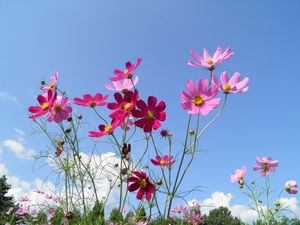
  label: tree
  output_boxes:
[0,175,16,213]
[203,206,246,225]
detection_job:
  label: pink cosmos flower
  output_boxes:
[42,72,58,92]
[212,71,249,94]
[105,76,139,93]
[188,46,233,70]
[127,171,155,201]
[180,79,220,115]
[28,89,57,120]
[88,121,118,138]
[19,196,30,202]
[110,58,142,81]
[230,166,247,184]
[252,156,279,176]
[131,96,166,133]
[46,96,72,123]
[171,205,188,216]
[151,155,175,166]
[16,207,30,216]
[285,180,298,194]
[73,93,108,107]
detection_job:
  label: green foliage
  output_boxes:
[203,206,246,225]
[135,205,147,222]
[88,201,105,225]
[0,175,16,213]
[109,208,123,223]
[254,216,300,225]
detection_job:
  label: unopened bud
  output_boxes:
[122,143,131,155]
[65,128,71,133]
[67,117,72,122]
[77,114,82,120]
[121,168,128,175]
[156,179,162,185]
[189,130,195,135]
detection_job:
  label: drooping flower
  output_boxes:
[110,58,142,81]
[230,166,247,185]
[105,76,139,93]
[188,46,233,70]
[180,79,220,115]
[252,156,279,176]
[46,96,72,123]
[73,93,108,107]
[212,71,249,94]
[285,180,298,194]
[127,171,155,201]
[28,89,57,120]
[131,96,166,133]
[88,121,118,138]
[42,72,58,92]
[151,155,175,166]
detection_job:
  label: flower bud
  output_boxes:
[188,129,195,135]
[65,128,71,133]
[121,168,128,175]
[77,114,82,120]
[66,211,73,220]
[67,117,72,122]
[122,143,131,155]
[156,179,162,185]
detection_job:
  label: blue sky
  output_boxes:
[1,0,300,222]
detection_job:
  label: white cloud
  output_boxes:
[188,192,300,224]
[0,162,8,175]
[3,139,35,159]
[0,91,20,105]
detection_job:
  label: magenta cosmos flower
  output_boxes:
[212,71,249,94]
[46,96,72,123]
[28,89,57,120]
[252,156,279,176]
[42,72,58,92]
[131,96,166,133]
[188,46,233,70]
[180,79,220,115]
[151,155,175,166]
[110,58,142,81]
[105,76,139,93]
[88,121,118,138]
[127,171,155,201]
[73,93,108,107]
[230,166,247,184]
[285,180,298,194]
[107,90,139,125]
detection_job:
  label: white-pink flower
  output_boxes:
[285,180,298,194]
[105,76,139,93]
[212,71,249,94]
[230,166,247,184]
[252,156,279,176]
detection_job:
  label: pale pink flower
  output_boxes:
[16,207,30,216]
[46,96,72,123]
[230,167,247,184]
[180,79,220,115]
[105,76,139,92]
[252,156,279,176]
[19,196,30,202]
[73,93,108,107]
[42,72,59,92]
[285,180,298,194]
[212,71,249,94]
[188,46,233,70]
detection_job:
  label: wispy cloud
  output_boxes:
[0,91,21,106]
[3,139,35,159]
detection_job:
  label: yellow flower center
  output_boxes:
[124,69,130,75]
[49,83,55,89]
[89,102,97,107]
[138,178,147,189]
[122,103,132,110]
[193,96,204,106]
[207,59,214,64]
[224,83,231,92]
[160,160,166,166]
[104,125,112,133]
[54,104,62,113]
[41,102,49,110]
[146,111,154,119]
